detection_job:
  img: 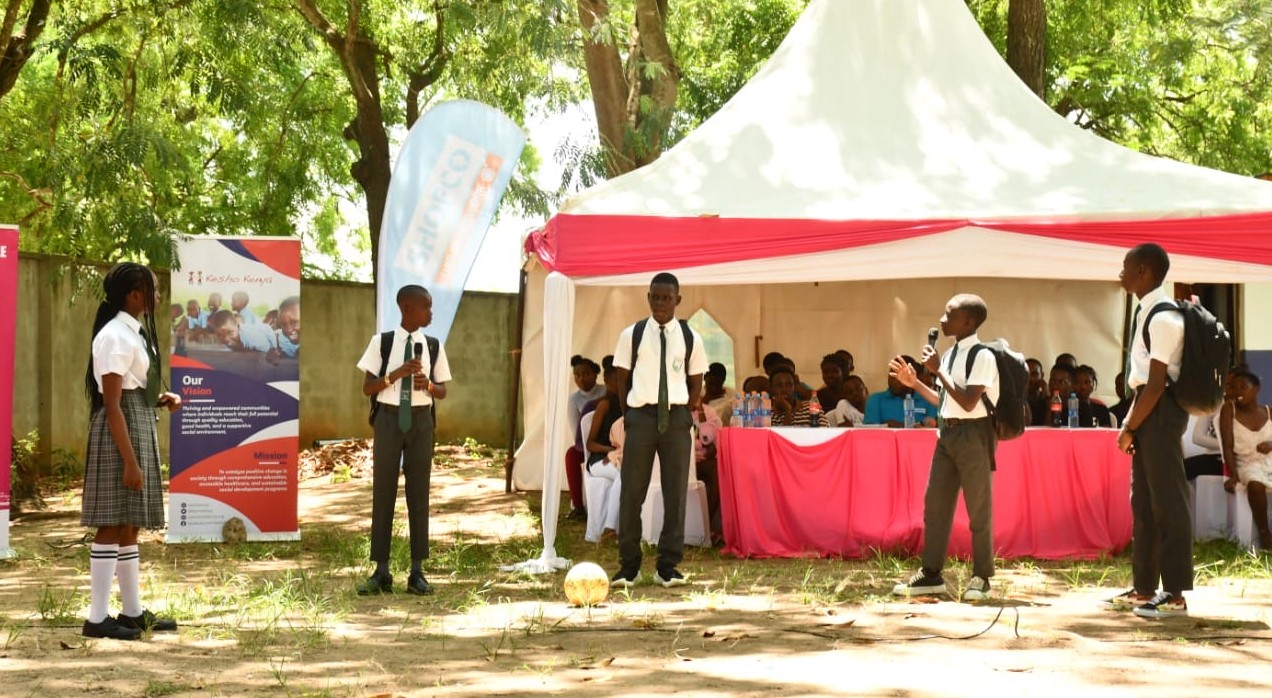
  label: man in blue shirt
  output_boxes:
[863,355,938,427]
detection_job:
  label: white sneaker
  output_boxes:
[961,576,990,602]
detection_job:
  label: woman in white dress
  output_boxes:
[1219,369,1272,549]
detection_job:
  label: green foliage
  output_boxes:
[2,0,1268,277]
[970,0,1272,176]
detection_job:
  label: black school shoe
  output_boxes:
[406,573,435,595]
[82,616,143,641]
[357,572,393,595]
[118,609,178,632]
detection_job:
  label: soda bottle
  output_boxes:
[1050,391,1063,427]
[808,395,822,428]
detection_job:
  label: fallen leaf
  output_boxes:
[818,617,857,628]
[701,630,716,638]
[59,641,77,650]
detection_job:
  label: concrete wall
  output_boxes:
[12,254,520,469]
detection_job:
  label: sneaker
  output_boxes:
[892,570,947,597]
[1133,591,1188,618]
[610,568,640,588]
[1104,589,1155,609]
[654,567,687,588]
[118,609,178,632]
[82,616,143,641]
[961,576,990,602]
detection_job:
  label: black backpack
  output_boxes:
[965,339,1029,441]
[1143,299,1231,416]
[367,332,440,427]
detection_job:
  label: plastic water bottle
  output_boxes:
[732,392,744,428]
[747,392,761,428]
[903,393,916,428]
[1067,392,1080,428]
[760,392,772,428]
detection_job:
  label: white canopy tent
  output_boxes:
[507,0,1272,571]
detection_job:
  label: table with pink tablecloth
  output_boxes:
[717,427,1132,560]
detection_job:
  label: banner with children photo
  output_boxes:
[168,236,301,543]
[0,225,18,558]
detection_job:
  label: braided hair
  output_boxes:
[84,263,161,411]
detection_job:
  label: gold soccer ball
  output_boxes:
[563,562,609,607]
[221,517,248,544]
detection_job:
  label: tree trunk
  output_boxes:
[631,0,679,164]
[577,0,632,177]
[0,0,54,103]
[1007,0,1046,100]
[577,0,679,178]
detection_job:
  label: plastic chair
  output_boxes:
[579,413,617,542]
[1191,475,1231,541]
[640,430,711,547]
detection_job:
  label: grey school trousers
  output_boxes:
[1130,389,1193,595]
[618,404,693,572]
[370,404,435,564]
[921,418,997,580]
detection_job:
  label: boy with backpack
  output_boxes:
[889,293,1002,602]
[1112,243,1194,618]
[609,272,708,589]
[354,285,451,596]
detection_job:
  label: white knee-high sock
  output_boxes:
[88,543,119,623]
[116,544,142,617]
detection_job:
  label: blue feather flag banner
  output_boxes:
[376,100,527,341]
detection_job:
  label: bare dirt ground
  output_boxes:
[3,444,1272,698]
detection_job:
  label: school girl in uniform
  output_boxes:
[80,263,182,640]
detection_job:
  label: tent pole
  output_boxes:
[504,266,528,493]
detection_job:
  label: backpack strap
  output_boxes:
[679,319,694,372]
[425,335,440,379]
[964,343,995,415]
[1141,301,1181,351]
[376,331,394,378]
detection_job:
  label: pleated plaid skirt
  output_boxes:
[81,389,165,528]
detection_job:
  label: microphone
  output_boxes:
[927,328,939,349]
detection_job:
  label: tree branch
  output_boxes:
[405,0,449,129]
[0,0,53,102]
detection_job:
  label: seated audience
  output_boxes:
[1026,358,1047,405]
[586,417,626,541]
[1219,369,1272,549]
[1109,371,1132,427]
[741,374,770,396]
[704,362,733,426]
[834,349,855,376]
[565,355,605,521]
[1030,363,1076,426]
[828,375,868,427]
[692,403,725,545]
[816,353,849,411]
[1074,365,1114,428]
[1054,352,1078,369]
[863,356,937,428]
[769,365,829,427]
[585,365,623,472]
